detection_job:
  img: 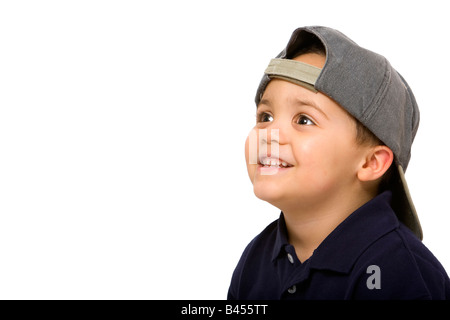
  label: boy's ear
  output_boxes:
[357,146,394,182]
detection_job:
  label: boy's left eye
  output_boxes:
[256,112,273,123]
[297,115,315,126]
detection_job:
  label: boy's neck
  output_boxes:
[281,189,375,263]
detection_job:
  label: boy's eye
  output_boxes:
[297,115,315,126]
[257,112,273,123]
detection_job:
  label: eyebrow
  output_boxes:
[257,98,271,108]
[258,97,329,120]
[294,98,329,120]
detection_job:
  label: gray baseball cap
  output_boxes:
[255,26,422,240]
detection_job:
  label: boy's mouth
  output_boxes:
[258,156,294,168]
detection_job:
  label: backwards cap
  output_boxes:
[255,26,422,240]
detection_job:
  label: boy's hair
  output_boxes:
[292,37,392,190]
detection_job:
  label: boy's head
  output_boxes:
[245,26,422,240]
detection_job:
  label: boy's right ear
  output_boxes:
[357,146,394,182]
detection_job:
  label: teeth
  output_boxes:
[260,158,291,168]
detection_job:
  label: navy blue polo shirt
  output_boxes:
[228,191,450,300]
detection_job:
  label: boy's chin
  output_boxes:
[253,183,287,206]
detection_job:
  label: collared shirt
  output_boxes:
[228,191,450,300]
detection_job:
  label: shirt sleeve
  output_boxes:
[349,265,432,300]
[226,235,260,300]
[348,230,450,300]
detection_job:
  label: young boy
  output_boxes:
[228,26,450,300]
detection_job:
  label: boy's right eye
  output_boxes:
[257,112,273,123]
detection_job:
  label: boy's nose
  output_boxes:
[260,128,279,145]
[261,121,289,145]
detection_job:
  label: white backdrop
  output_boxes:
[0,0,449,299]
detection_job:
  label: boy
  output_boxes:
[228,26,450,299]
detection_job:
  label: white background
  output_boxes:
[0,0,449,299]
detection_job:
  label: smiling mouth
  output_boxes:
[258,156,294,168]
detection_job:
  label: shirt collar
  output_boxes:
[271,191,399,273]
[271,213,290,262]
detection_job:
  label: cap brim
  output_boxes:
[390,164,423,240]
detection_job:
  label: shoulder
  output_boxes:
[227,218,279,300]
[236,218,279,260]
[349,224,450,300]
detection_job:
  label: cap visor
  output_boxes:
[390,164,423,240]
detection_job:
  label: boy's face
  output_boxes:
[245,54,370,212]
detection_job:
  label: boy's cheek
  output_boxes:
[244,135,250,164]
[244,136,255,182]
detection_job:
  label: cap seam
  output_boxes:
[362,57,391,123]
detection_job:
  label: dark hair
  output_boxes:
[287,30,328,58]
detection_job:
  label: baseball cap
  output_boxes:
[255,26,422,240]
